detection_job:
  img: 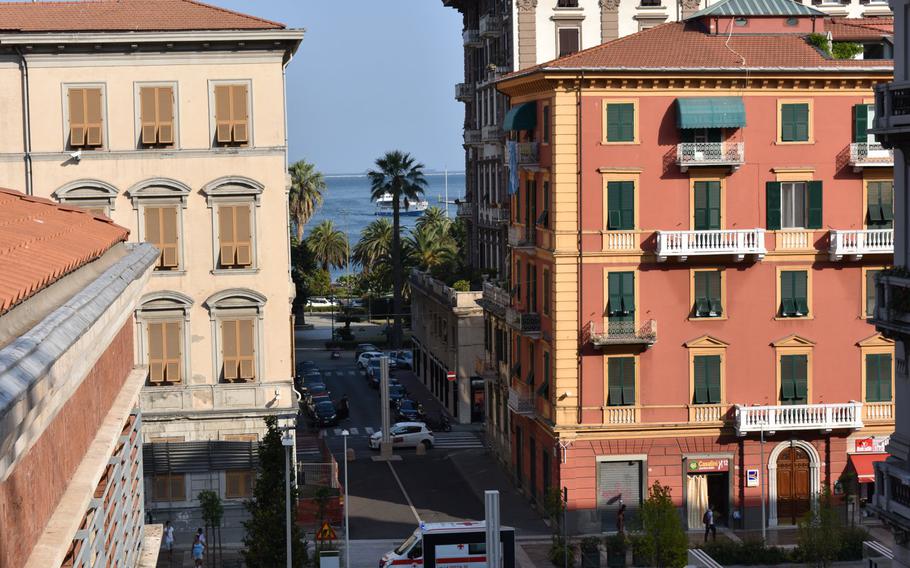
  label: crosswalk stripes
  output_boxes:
[431,431,485,449]
[365,427,375,435]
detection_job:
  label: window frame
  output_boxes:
[208,79,254,149]
[556,24,582,58]
[152,473,186,502]
[205,288,267,385]
[685,335,729,412]
[134,81,179,149]
[776,99,814,144]
[203,176,264,274]
[602,99,640,145]
[605,269,637,325]
[605,355,638,407]
[62,82,109,151]
[862,266,888,319]
[690,176,724,231]
[776,268,812,319]
[52,179,119,216]
[135,291,193,387]
[689,268,727,320]
[225,469,255,499]
[859,334,895,405]
[541,103,551,145]
[601,170,640,231]
[864,175,894,229]
[543,267,552,317]
[773,335,814,405]
[129,178,191,275]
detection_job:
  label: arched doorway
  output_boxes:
[776,446,811,525]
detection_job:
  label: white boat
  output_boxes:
[374,193,428,217]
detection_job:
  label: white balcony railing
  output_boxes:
[585,320,657,347]
[508,225,534,248]
[689,404,727,423]
[456,201,473,218]
[463,129,481,146]
[482,124,501,142]
[602,231,639,252]
[455,82,474,102]
[508,384,535,416]
[604,406,639,425]
[829,228,893,261]
[482,281,510,310]
[849,142,894,169]
[863,401,894,422]
[734,402,863,435]
[479,13,502,37]
[655,229,766,262]
[463,29,482,47]
[676,142,744,171]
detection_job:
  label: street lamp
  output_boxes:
[341,429,350,568]
[281,428,296,568]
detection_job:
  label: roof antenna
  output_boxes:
[724,17,747,66]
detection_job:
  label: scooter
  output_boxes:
[425,413,451,432]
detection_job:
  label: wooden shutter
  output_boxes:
[794,271,809,316]
[164,321,182,383]
[140,87,158,145]
[148,322,165,383]
[145,206,179,269]
[766,182,782,230]
[144,207,162,267]
[794,104,809,141]
[238,319,255,380]
[707,271,722,315]
[694,271,709,317]
[781,355,795,401]
[707,181,721,229]
[222,319,239,380]
[807,181,823,229]
[620,272,634,318]
[693,356,708,404]
[158,87,175,144]
[231,84,249,143]
[69,88,86,146]
[558,27,579,57]
[608,358,622,405]
[618,104,634,142]
[235,204,253,267]
[781,271,795,316]
[793,355,808,402]
[882,182,894,224]
[867,353,892,402]
[84,88,103,146]
[868,181,884,224]
[620,357,635,405]
[215,85,233,143]
[854,104,869,143]
[608,272,622,316]
[881,354,893,401]
[693,181,722,231]
[215,84,249,145]
[219,205,237,266]
[607,181,622,229]
[705,355,721,403]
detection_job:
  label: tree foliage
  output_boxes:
[288,160,326,242]
[306,220,349,272]
[352,218,392,272]
[797,489,843,567]
[636,482,688,568]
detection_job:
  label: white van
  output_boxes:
[380,521,514,568]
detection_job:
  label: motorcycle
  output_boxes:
[425,413,451,432]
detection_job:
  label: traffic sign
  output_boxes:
[446,370,457,382]
[315,520,337,541]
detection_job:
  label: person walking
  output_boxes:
[192,534,205,567]
[616,502,626,535]
[162,521,175,564]
[703,505,716,543]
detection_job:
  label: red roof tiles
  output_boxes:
[514,22,891,75]
[0,0,284,33]
[0,188,128,316]
[825,17,893,41]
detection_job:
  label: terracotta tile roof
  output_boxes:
[825,17,893,41]
[513,22,891,75]
[0,188,129,316]
[0,0,284,33]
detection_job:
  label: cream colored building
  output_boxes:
[0,0,302,530]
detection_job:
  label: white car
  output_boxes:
[306,297,339,308]
[369,422,434,450]
[357,351,384,368]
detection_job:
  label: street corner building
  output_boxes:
[491,0,896,533]
[0,0,304,531]
[0,189,159,567]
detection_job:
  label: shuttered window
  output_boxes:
[152,474,186,502]
[140,86,175,146]
[542,105,551,144]
[694,181,721,230]
[225,469,255,499]
[866,353,892,402]
[538,352,550,399]
[222,319,256,381]
[780,270,809,317]
[780,102,809,142]
[218,204,253,268]
[867,181,894,228]
[854,103,871,143]
[147,321,182,384]
[558,27,580,57]
[866,269,881,319]
[693,270,722,318]
[607,181,634,230]
[543,268,551,316]
[767,181,821,230]
[607,357,635,406]
[144,205,180,269]
[606,103,634,142]
[608,272,634,322]
[68,87,104,148]
[693,355,721,404]
[780,354,808,404]
[214,84,249,145]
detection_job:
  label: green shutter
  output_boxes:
[781,271,795,316]
[882,182,894,223]
[866,354,880,402]
[607,104,620,141]
[781,103,809,142]
[780,104,793,141]
[707,181,721,229]
[781,355,795,400]
[621,357,635,405]
[693,356,708,404]
[867,353,893,402]
[854,104,869,143]
[621,272,635,319]
[708,271,723,316]
[793,355,808,402]
[607,182,622,229]
[620,182,634,230]
[807,181,823,229]
[694,182,708,230]
[706,355,721,404]
[867,269,880,318]
[766,182,782,230]
[608,358,622,405]
[882,354,893,401]
[694,271,708,317]
[608,273,622,317]
[608,103,634,142]
[794,271,809,316]
[868,182,884,223]
[543,105,551,143]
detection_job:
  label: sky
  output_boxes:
[207,0,467,175]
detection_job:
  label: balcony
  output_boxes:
[655,229,766,262]
[482,124,501,143]
[463,129,482,147]
[601,231,641,253]
[455,82,474,103]
[734,402,863,436]
[828,228,893,261]
[849,142,894,170]
[873,272,910,337]
[478,204,508,226]
[676,142,744,172]
[478,281,510,316]
[872,81,910,147]
[508,225,534,249]
[864,401,894,422]
[479,13,502,37]
[516,142,540,169]
[474,356,497,379]
[505,307,541,338]
[688,404,728,424]
[604,406,639,425]
[456,201,474,218]
[508,383,535,416]
[584,320,657,348]
[463,29,482,48]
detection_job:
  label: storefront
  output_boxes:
[847,436,890,505]
[683,456,732,530]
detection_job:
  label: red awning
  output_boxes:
[849,453,889,483]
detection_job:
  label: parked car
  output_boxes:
[357,351,384,369]
[331,349,342,360]
[389,350,414,370]
[311,399,339,427]
[301,382,329,407]
[396,399,424,422]
[306,297,339,308]
[388,384,407,406]
[355,343,380,358]
[369,422,434,450]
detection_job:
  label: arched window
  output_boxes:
[128,178,192,272]
[203,176,264,272]
[52,179,119,216]
[205,288,267,383]
[136,291,193,386]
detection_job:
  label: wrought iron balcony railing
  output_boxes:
[676,142,744,171]
[584,320,657,347]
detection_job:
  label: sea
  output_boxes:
[303,172,466,279]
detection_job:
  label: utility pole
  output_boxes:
[281,428,295,568]
[485,491,502,568]
[563,487,569,568]
[380,356,392,459]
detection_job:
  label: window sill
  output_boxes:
[688,315,728,322]
[153,270,187,277]
[599,140,640,146]
[211,268,260,275]
[775,140,814,145]
[774,315,814,321]
[636,5,666,9]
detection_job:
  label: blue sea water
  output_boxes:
[303,172,465,279]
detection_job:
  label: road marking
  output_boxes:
[387,461,420,523]
[348,370,356,376]
[365,427,375,435]
[349,427,359,435]
[333,429,342,436]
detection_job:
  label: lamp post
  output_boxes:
[281,428,295,568]
[342,429,350,568]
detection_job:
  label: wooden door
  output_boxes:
[777,446,811,524]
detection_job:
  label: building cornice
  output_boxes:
[0,28,304,47]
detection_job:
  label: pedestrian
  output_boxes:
[162,521,175,561]
[196,527,206,546]
[616,502,626,535]
[703,505,716,542]
[192,534,205,567]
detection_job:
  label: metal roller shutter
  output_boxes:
[597,460,643,531]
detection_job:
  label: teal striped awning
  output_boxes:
[676,97,746,129]
[503,102,537,131]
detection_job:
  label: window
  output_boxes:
[693,355,721,404]
[529,264,538,312]
[607,272,635,323]
[139,86,175,147]
[766,181,822,230]
[221,319,256,381]
[213,83,250,146]
[67,87,104,148]
[543,268,551,316]
[225,469,255,499]
[144,206,180,270]
[854,103,874,144]
[558,27,580,57]
[557,0,579,6]
[693,270,722,318]
[780,102,810,142]
[147,321,183,384]
[607,181,635,230]
[515,258,522,301]
[542,105,551,144]
[607,357,635,406]
[152,473,185,502]
[605,103,635,143]
[786,17,799,26]
[734,17,748,26]
[681,128,721,143]
[218,204,253,268]
[867,181,894,228]
[539,352,550,399]
[640,0,662,5]
[224,434,258,442]
[693,181,721,230]
[779,354,808,404]
[866,353,892,402]
[53,179,118,216]
[866,269,882,319]
[541,180,550,228]
[780,270,809,317]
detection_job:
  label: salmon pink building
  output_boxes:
[493,0,896,532]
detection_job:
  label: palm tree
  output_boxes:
[415,206,450,234]
[306,220,348,272]
[288,160,326,242]
[352,218,392,273]
[405,224,457,273]
[367,151,428,348]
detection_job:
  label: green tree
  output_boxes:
[415,205,450,234]
[306,220,349,272]
[797,489,842,567]
[242,416,305,568]
[288,160,326,242]
[637,482,688,568]
[367,151,428,348]
[404,223,457,275]
[352,218,392,274]
[198,490,224,567]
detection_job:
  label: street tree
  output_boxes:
[352,218,392,273]
[637,482,688,568]
[306,220,349,272]
[288,159,326,242]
